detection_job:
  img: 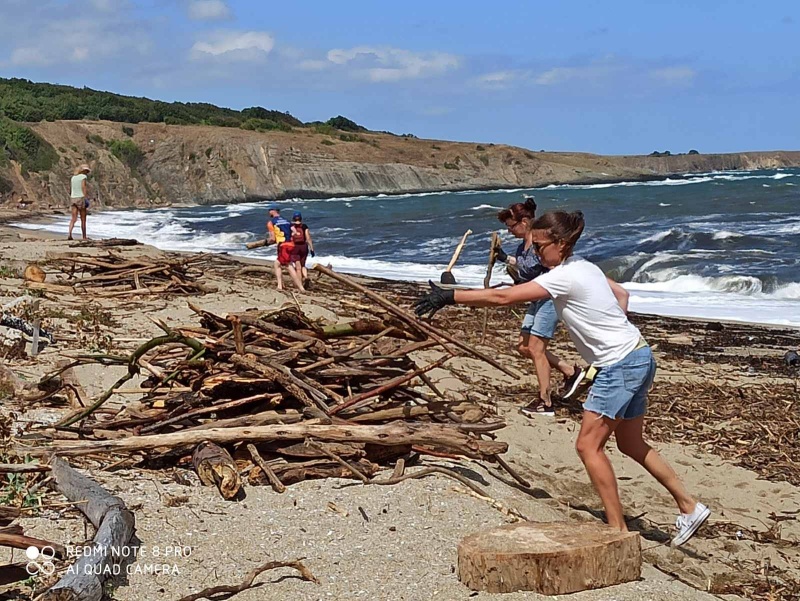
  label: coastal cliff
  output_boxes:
[3,119,800,210]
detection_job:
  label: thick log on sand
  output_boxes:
[43,423,507,459]
[38,457,135,601]
[457,522,641,595]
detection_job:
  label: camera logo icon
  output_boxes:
[25,546,56,576]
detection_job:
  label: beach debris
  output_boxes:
[21,286,507,492]
[40,251,217,297]
[784,350,799,367]
[70,238,142,248]
[173,558,317,601]
[37,457,135,601]
[23,264,45,283]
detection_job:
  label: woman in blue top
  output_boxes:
[495,197,585,416]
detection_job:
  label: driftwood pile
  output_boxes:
[26,251,217,297]
[31,266,512,499]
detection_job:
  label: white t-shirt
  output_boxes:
[535,255,641,367]
[70,173,87,199]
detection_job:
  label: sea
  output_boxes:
[13,168,800,328]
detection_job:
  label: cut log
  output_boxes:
[192,441,242,500]
[457,522,641,595]
[43,422,508,459]
[39,457,135,601]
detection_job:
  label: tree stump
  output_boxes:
[457,522,641,595]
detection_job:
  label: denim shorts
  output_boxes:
[584,345,656,420]
[520,299,558,339]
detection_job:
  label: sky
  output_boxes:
[0,0,798,155]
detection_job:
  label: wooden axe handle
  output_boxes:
[446,229,473,272]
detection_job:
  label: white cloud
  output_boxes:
[191,31,274,61]
[650,66,697,86]
[325,46,459,82]
[188,0,231,21]
[299,59,328,71]
[474,70,527,90]
[7,14,151,67]
[535,59,623,86]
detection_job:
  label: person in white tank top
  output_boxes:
[414,209,710,547]
[68,164,91,240]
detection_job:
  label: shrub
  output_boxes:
[443,162,459,170]
[313,123,335,136]
[476,145,485,151]
[320,139,335,146]
[122,126,134,137]
[478,154,489,166]
[0,174,12,194]
[339,133,360,142]
[188,152,196,162]
[205,147,213,158]
[86,133,104,145]
[0,116,59,172]
[108,139,144,169]
[688,149,699,155]
[326,115,365,132]
[240,118,291,132]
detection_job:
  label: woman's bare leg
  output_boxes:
[79,208,87,240]
[286,264,305,291]
[545,349,576,377]
[68,205,78,240]
[615,416,696,514]
[528,335,553,402]
[274,260,284,290]
[575,411,626,529]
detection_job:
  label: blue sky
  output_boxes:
[0,0,797,154]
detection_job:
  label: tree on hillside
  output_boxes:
[326,115,366,132]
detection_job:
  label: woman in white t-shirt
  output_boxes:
[68,164,91,241]
[414,210,710,547]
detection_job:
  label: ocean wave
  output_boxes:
[658,203,672,207]
[625,274,800,299]
[712,230,743,240]
[470,204,504,210]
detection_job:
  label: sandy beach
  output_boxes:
[1,223,799,601]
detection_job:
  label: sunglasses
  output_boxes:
[531,239,556,254]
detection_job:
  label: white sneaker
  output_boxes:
[672,502,710,547]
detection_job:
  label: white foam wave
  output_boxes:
[470,204,504,210]
[712,231,743,240]
[658,203,671,207]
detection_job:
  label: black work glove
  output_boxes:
[495,246,508,263]
[413,280,455,319]
[310,250,315,258]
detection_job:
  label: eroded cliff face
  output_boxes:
[3,120,800,211]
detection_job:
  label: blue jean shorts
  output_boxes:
[584,345,656,420]
[520,299,558,339]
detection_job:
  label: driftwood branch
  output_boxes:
[312,264,520,379]
[38,457,135,601]
[173,559,317,601]
[42,423,508,459]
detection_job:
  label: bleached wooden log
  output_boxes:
[37,457,135,601]
[43,422,508,459]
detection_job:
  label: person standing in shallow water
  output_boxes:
[266,206,305,292]
[68,164,91,240]
[414,210,711,546]
[494,196,585,416]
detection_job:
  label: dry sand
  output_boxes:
[1,224,798,601]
